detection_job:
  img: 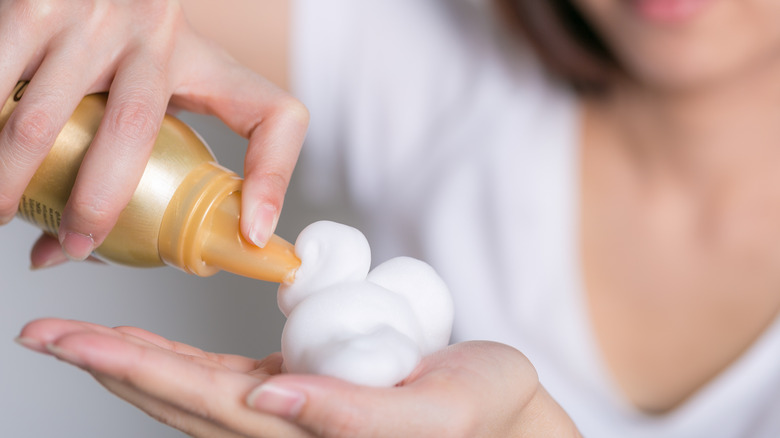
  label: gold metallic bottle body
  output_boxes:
[3,81,299,283]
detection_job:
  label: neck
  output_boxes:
[600,59,780,187]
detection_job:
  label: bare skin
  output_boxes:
[180,0,780,415]
[180,0,290,90]
[577,0,780,413]
[13,0,780,433]
[582,84,780,412]
[11,0,581,436]
[1,0,305,267]
[18,318,581,437]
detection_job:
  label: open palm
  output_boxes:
[18,318,580,437]
[19,318,308,437]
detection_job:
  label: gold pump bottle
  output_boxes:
[3,81,300,283]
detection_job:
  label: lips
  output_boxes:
[630,0,714,23]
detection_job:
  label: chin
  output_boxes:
[620,41,755,92]
[575,0,780,93]
[618,33,780,93]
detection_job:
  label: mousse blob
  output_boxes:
[277,221,454,386]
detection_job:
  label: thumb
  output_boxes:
[245,342,544,437]
[246,375,457,438]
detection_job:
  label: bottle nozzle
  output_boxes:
[201,192,300,283]
[158,162,300,283]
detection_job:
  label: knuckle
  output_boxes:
[257,170,290,195]
[134,0,174,16]
[6,108,60,152]
[80,0,114,30]
[9,0,58,28]
[66,190,116,231]
[272,96,310,130]
[129,0,183,38]
[106,95,162,143]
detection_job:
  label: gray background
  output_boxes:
[0,112,345,437]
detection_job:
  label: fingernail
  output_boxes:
[0,214,13,226]
[248,203,278,248]
[46,343,86,368]
[30,252,68,271]
[60,232,95,261]
[15,336,46,353]
[247,383,305,419]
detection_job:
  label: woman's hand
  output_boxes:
[17,318,310,437]
[0,0,307,267]
[17,318,581,437]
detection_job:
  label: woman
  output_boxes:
[11,0,780,436]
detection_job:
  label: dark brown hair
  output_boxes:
[495,0,618,91]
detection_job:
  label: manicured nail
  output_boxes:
[45,343,86,368]
[15,336,46,353]
[247,383,305,419]
[248,203,278,248]
[60,232,95,261]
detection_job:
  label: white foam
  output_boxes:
[277,221,454,386]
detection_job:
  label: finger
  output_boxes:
[0,0,51,114]
[18,318,261,374]
[113,325,283,374]
[247,342,540,438]
[95,375,252,438]
[30,233,69,269]
[18,318,104,354]
[29,233,105,269]
[18,317,276,379]
[0,55,92,223]
[59,49,169,261]
[19,318,136,352]
[17,318,181,361]
[248,375,453,438]
[170,45,307,247]
[46,331,308,438]
[240,90,307,248]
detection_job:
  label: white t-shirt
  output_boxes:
[291,1,780,436]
